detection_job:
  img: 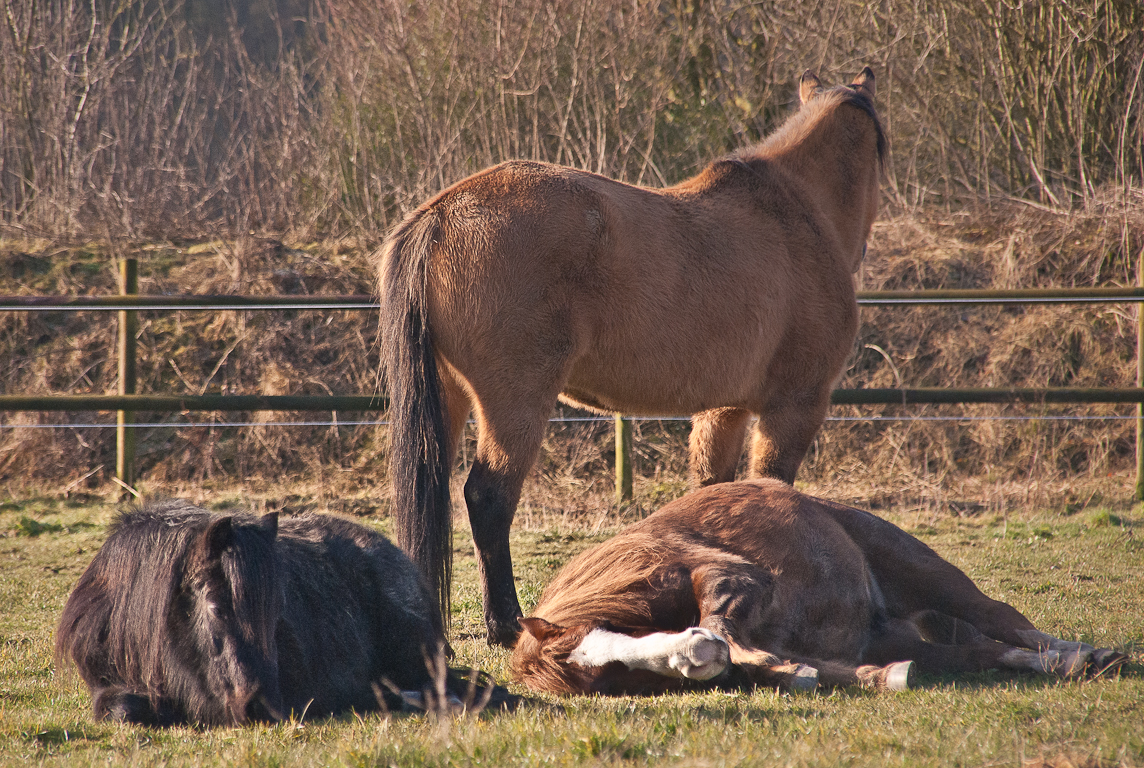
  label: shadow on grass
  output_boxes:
[11,517,99,537]
[0,496,59,514]
[20,723,114,751]
[909,660,1141,692]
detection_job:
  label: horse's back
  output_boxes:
[405,159,857,415]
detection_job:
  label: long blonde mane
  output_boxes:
[534,533,674,629]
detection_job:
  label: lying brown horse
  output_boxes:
[513,480,1128,695]
[378,68,885,646]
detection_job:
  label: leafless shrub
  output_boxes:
[2,0,1143,512]
[0,0,324,239]
[3,0,1141,234]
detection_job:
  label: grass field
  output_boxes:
[1,488,1141,767]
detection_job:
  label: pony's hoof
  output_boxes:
[1054,649,1092,677]
[672,628,730,680]
[884,661,914,692]
[486,615,523,648]
[1088,648,1130,676]
[789,665,819,693]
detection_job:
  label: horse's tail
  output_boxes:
[378,209,453,629]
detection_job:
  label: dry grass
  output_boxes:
[4,194,1141,517]
[3,1,1141,239]
[2,492,1142,767]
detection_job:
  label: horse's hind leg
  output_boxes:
[689,408,751,486]
[864,615,1094,677]
[817,499,1127,673]
[439,360,473,463]
[464,392,558,647]
[910,610,1127,677]
[1006,629,1127,675]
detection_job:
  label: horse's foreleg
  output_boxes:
[688,560,820,692]
[689,408,751,486]
[749,390,830,483]
[731,656,913,692]
[568,627,730,681]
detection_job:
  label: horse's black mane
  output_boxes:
[56,500,278,724]
[833,85,887,164]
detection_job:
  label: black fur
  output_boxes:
[56,500,507,726]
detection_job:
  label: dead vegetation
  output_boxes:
[3,192,1143,516]
[1,0,1143,515]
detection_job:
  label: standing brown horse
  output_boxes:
[378,68,885,645]
[513,480,1128,696]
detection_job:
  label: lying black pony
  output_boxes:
[57,500,512,726]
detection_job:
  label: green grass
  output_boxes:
[1,493,1141,767]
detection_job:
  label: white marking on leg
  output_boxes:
[568,627,730,680]
[788,665,819,692]
[885,661,914,691]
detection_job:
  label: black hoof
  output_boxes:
[1088,648,1130,676]
[486,615,523,648]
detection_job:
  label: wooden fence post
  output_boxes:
[117,259,138,497]
[615,414,633,504]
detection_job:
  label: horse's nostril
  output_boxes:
[242,691,283,723]
[228,687,265,725]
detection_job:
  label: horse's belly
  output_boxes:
[561,370,751,416]
[562,339,769,416]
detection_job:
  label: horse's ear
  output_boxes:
[851,67,875,98]
[799,70,822,105]
[519,616,565,643]
[197,516,234,563]
[258,512,278,538]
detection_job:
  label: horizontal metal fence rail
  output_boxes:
[0,395,386,412]
[857,287,1144,305]
[5,286,1144,312]
[5,388,1144,413]
[3,278,1144,499]
[0,295,378,311]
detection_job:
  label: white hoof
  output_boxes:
[669,628,730,680]
[885,661,914,691]
[789,664,819,693]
